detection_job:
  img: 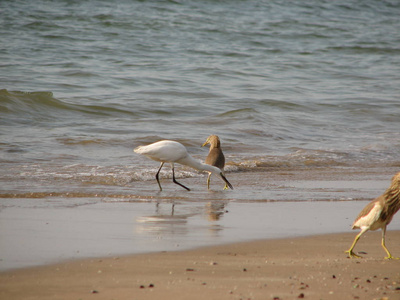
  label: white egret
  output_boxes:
[345,172,400,259]
[134,140,234,191]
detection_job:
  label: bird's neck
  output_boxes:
[181,155,221,174]
[209,144,220,151]
[383,186,400,216]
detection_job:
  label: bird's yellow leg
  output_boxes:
[207,173,211,190]
[382,230,399,260]
[382,244,397,260]
[221,172,228,190]
[345,233,363,258]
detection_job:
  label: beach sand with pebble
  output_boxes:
[1,231,400,300]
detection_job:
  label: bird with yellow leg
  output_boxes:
[345,172,400,259]
[202,135,228,190]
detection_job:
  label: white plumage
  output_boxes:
[135,140,188,163]
[134,140,233,191]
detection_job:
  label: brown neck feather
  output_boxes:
[381,177,400,222]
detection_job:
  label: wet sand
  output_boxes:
[2,167,400,272]
[1,168,400,299]
[1,231,400,300]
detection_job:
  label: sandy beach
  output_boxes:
[1,169,400,300]
[1,231,400,300]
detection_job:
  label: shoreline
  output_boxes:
[1,231,399,300]
[1,169,400,272]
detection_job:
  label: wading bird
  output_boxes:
[134,140,233,191]
[202,135,228,190]
[345,172,400,259]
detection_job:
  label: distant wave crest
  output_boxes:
[0,89,138,123]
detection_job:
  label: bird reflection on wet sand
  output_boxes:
[136,201,228,237]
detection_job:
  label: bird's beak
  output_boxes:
[201,141,207,147]
[220,173,234,190]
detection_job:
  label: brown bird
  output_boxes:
[202,135,228,190]
[345,172,400,259]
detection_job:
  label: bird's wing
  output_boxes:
[352,197,383,229]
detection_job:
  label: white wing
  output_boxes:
[353,202,382,230]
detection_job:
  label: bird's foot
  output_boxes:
[223,184,228,190]
[345,250,362,259]
[384,255,400,260]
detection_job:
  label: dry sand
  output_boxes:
[1,231,399,300]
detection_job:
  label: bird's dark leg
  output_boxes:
[220,173,234,190]
[381,226,399,260]
[171,165,190,191]
[156,162,164,191]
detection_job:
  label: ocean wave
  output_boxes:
[0,89,139,123]
[326,45,400,55]
[2,146,400,200]
[4,148,398,185]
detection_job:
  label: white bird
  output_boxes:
[134,140,234,191]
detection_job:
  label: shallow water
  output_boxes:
[1,0,400,270]
[1,172,400,271]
